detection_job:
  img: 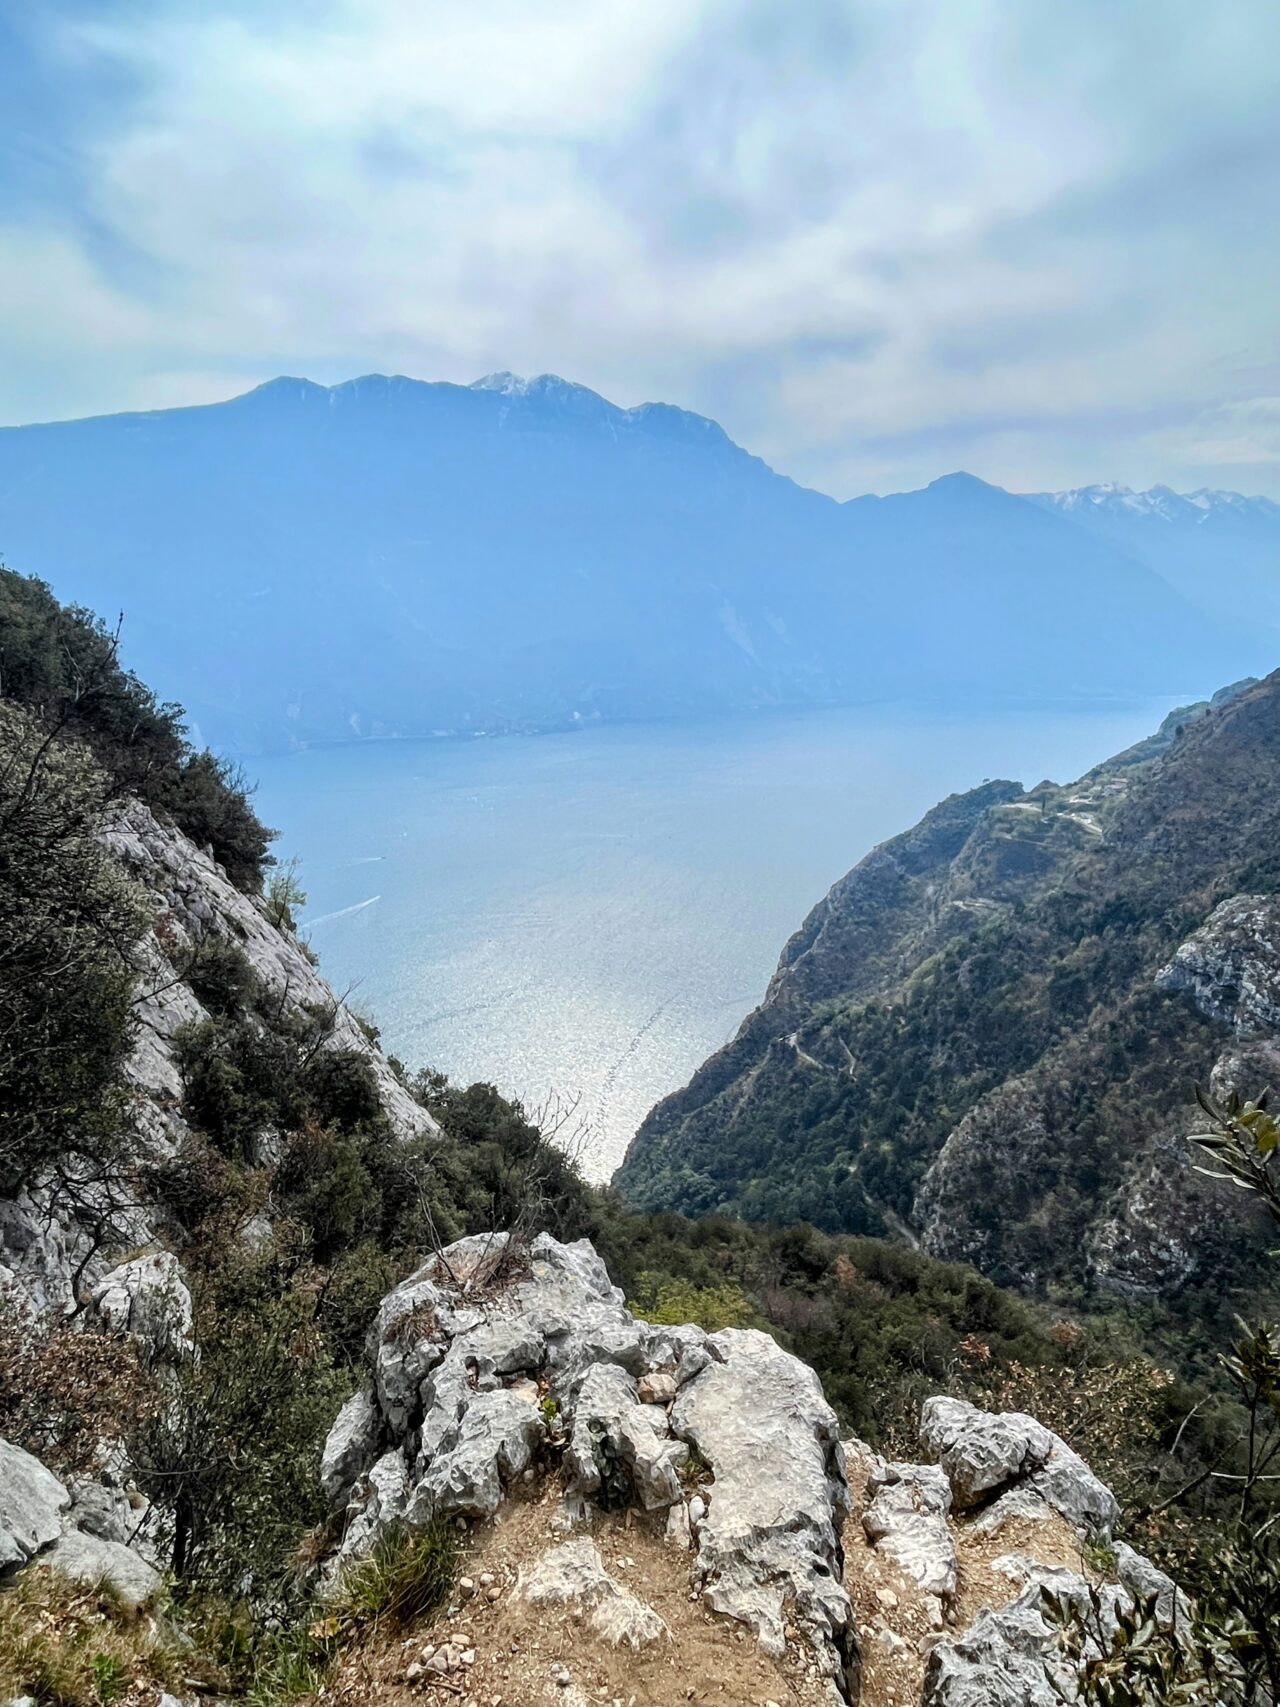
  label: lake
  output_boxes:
[252,699,1182,1181]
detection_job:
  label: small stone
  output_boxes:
[406,1662,425,1683]
[638,1371,678,1406]
[486,1586,502,1602]
[456,1517,468,1531]
[461,1650,476,1667]
[875,1586,899,1610]
[522,1468,535,1483]
[553,1666,573,1687]
[479,1571,496,1587]
[459,1576,476,1597]
[688,1495,706,1525]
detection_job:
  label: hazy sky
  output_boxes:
[3,0,1279,497]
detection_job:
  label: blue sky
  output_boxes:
[2,0,1278,496]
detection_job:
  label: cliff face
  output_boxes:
[617,674,1280,1304]
[0,795,432,1321]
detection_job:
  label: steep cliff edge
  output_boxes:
[617,674,1280,1307]
[0,794,432,1321]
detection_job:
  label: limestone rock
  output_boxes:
[321,1388,380,1507]
[920,1397,1053,1508]
[671,1327,858,1696]
[41,1529,162,1613]
[406,1390,543,1524]
[518,1538,668,1649]
[1156,894,1280,1033]
[921,1397,1118,1537]
[0,1439,70,1570]
[862,1460,957,1601]
[91,1252,194,1366]
[924,1562,1130,1707]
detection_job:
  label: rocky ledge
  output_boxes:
[319,1232,1187,1707]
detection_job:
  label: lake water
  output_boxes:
[252,699,1181,1181]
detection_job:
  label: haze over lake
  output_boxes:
[253,700,1185,1181]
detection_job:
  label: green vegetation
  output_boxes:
[327,1523,459,1630]
[1050,1089,1280,1703]
[0,1568,182,1707]
[5,573,1279,1703]
[619,673,1280,1332]
[0,567,273,889]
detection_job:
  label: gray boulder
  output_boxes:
[41,1529,161,1613]
[405,1389,544,1524]
[921,1397,1118,1538]
[671,1327,858,1696]
[862,1459,957,1602]
[0,1439,70,1570]
[321,1388,380,1507]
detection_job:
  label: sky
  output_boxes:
[2,0,1279,498]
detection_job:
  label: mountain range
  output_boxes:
[0,373,1275,751]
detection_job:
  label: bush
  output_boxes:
[0,701,147,1195]
[0,568,274,890]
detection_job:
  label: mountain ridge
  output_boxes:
[616,673,1280,1320]
[0,373,1272,753]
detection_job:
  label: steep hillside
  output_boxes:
[617,675,1280,1317]
[0,376,1261,750]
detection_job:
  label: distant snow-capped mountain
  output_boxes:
[1027,482,1280,631]
[1031,482,1280,525]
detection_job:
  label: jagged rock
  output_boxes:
[862,1460,957,1601]
[518,1538,668,1648]
[406,1390,544,1525]
[969,1483,1057,1536]
[921,1397,1053,1507]
[671,1328,858,1695]
[565,1365,686,1511]
[41,1529,161,1613]
[1113,1540,1192,1626]
[924,1562,1130,1707]
[0,1439,70,1570]
[340,1450,411,1560]
[91,1252,194,1366]
[322,1388,380,1506]
[1156,894,1280,1033]
[921,1397,1118,1537]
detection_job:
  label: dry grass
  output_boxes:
[0,1566,182,1707]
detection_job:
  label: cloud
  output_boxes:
[1,0,1278,494]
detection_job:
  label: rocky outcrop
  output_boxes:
[319,1232,1197,1707]
[920,1397,1118,1537]
[107,798,433,1147]
[91,1251,195,1366]
[1156,894,1280,1033]
[0,1438,160,1609]
[858,1454,956,1605]
[671,1327,858,1692]
[324,1231,860,1700]
[0,796,434,1329]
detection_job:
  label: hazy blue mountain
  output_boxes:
[0,373,1269,751]
[1029,483,1280,630]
